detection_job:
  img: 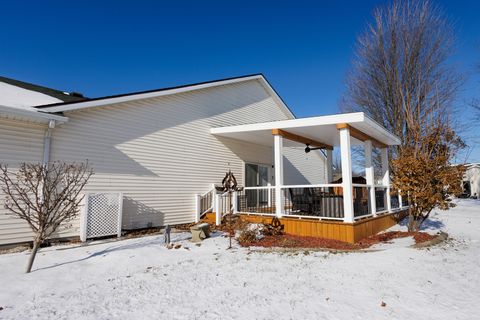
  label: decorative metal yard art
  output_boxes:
[215,170,243,249]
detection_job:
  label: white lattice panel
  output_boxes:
[81,193,123,241]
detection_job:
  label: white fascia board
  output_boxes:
[0,105,68,124]
[210,112,366,135]
[40,75,282,114]
[211,112,401,146]
[361,115,401,145]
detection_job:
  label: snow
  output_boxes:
[369,234,415,250]
[1,199,479,319]
[0,82,62,111]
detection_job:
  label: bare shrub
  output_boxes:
[238,229,258,245]
[0,161,93,273]
[392,120,465,231]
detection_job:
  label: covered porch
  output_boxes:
[208,112,409,242]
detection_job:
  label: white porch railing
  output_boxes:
[234,184,409,222]
[194,188,215,223]
[237,184,346,220]
[196,183,410,224]
[281,184,345,220]
[195,187,238,225]
[239,186,276,215]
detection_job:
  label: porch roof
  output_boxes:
[210,112,401,147]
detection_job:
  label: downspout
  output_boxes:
[42,119,56,166]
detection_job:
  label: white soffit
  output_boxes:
[0,105,68,124]
[210,112,401,147]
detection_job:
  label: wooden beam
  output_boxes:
[335,123,387,148]
[271,129,333,150]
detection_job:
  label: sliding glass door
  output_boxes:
[245,163,270,207]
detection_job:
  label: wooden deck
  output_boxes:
[203,209,409,243]
[240,210,409,243]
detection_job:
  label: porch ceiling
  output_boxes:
[210,112,401,148]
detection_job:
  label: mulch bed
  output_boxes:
[123,222,198,237]
[239,231,437,250]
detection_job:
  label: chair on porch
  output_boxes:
[311,190,344,218]
[288,188,313,214]
[353,186,369,217]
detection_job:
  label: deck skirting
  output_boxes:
[239,209,409,243]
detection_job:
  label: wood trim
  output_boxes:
[239,214,355,243]
[271,128,333,150]
[239,208,409,243]
[352,209,409,242]
[336,123,387,148]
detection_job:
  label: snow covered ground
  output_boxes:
[1,199,479,320]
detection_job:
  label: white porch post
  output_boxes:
[339,127,354,223]
[326,149,333,183]
[381,147,392,212]
[215,194,222,226]
[232,191,238,214]
[194,194,201,223]
[267,182,272,207]
[364,140,377,216]
[398,191,403,210]
[274,134,284,217]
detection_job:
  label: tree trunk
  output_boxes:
[25,238,41,273]
[407,214,422,232]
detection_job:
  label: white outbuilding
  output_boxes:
[462,163,480,198]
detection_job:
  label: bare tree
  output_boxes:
[0,161,93,273]
[472,61,480,119]
[343,0,463,154]
[473,100,480,117]
[332,155,342,178]
[342,0,467,230]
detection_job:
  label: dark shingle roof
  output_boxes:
[33,73,264,109]
[0,76,88,103]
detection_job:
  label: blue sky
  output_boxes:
[1,0,479,161]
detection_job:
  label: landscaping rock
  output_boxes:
[414,232,448,248]
[246,223,265,240]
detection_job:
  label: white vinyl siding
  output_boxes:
[0,79,326,245]
[283,147,326,185]
[0,119,45,245]
[50,79,299,229]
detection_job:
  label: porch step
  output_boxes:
[201,212,216,224]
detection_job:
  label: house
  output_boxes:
[0,76,86,108]
[462,163,480,198]
[0,74,408,246]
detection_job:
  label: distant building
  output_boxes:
[462,164,480,199]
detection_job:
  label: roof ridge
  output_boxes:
[34,73,264,109]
